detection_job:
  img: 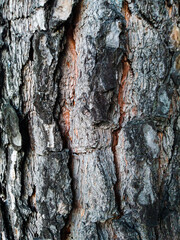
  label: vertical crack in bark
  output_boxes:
[0,59,5,100]
[0,63,5,99]
[112,56,130,215]
[60,27,77,148]
[53,1,81,147]
[122,0,131,27]
[0,198,14,240]
[0,147,15,240]
[0,8,6,100]
[60,1,82,239]
[19,114,30,199]
[12,18,36,236]
[29,35,34,62]
[155,226,159,240]
[111,0,132,217]
[19,34,34,193]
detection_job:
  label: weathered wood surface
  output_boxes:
[0,0,179,239]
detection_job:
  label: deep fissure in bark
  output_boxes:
[112,54,131,216]
[0,197,14,240]
[0,146,14,240]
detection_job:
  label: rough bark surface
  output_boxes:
[0,0,179,239]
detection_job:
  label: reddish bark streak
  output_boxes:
[118,57,130,126]
[61,26,78,142]
[61,2,84,239]
[169,6,173,17]
[122,1,131,27]
[112,56,131,216]
[62,106,70,137]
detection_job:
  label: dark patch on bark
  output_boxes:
[0,186,14,240]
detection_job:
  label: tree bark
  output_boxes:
[0,0,179,239]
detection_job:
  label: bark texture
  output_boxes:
[0,0,180,239]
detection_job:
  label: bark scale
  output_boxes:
[0,0,179,239]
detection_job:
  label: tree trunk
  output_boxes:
[0,0,179,239]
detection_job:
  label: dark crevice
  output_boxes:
[29,35,34,61]
[19,31,35,97]
[52,36,66,143]
[178,1,180,17]
[19,31,34,203]
[0,14,7,99]
[44,0,56,30]
[111,56,131,217]
[0,11,5,26]
[19,114,31,155]
[57,1,82,239]
[0,63,5,99]
[11,102,31,200]
[52,56,68,149]
[167,118,178,168]
[52,0,82,148]
[96,222,106,240]
[52,0,81,145]
[166,0,172,7]
[8,20,12,43]
[112,130,123,216]
[154,226,159,240]
[0,200,14,240]
[111,0,130,215]
[14,90,31,235]
[0,183,14,240]
[61,222,72,240]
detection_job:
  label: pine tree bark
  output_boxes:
[0,0,179,239]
